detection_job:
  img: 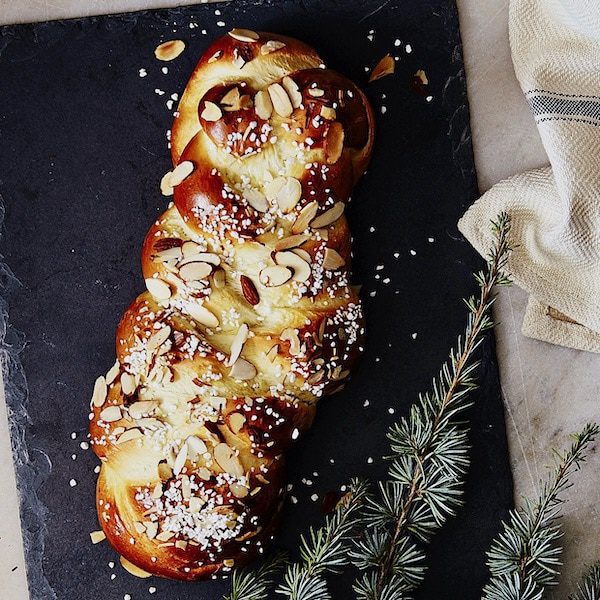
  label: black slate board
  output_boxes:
[0,1,513,598]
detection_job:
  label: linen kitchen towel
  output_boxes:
[458,0,600,352]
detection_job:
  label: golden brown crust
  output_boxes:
[90,29,373,581]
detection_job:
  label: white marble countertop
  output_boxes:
[1,0,596,598]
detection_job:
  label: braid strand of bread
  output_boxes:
[89,30,375,581]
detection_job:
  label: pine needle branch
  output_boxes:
[569,562,600,600]
[351,213,513,599]
[225,552,288,600]
[483,423,599,600]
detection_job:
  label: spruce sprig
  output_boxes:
[483,423,599,600]
[225,552,288,600]
[569,563,600,600]
[350,213,513,599]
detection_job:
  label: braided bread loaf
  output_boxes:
[89,29,374,581]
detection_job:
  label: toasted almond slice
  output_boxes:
[189,496,204,513]
[182,240,201,257]
[128,400,159,420]
[213,269,226,289]
[274,234,310,252]
[90,530,106,544]
[120,372,136,396]
[268,83,293,117]
[292,201,319,234]
[179,261,212,282]
[266,176,302,213]
[230,482,249,498]
[158,462,173,481]
[155,530,174,542]
[186,435,208,458]
[92,376,107,408]
[229,412,246,434]
[221,86,241,110]
[106,360,120,385]
[254,89,273,121]
[415,69,428,85]
[214,443,244,477]
[259,265,292,287]
[320,105,337,120]
[325,122,345,164]
[275,251,311,282]
[201,101,222,121]
[173,444,188,476]
[308,87,324,97]
[154,246,183,262]
[260,40,286,55]
[266,344,279,362]
[116,428,142,444]
[230,357,257,381]
[120,555,152,578]
[243,187,269,212]
[100,405,122,423]
[323,248,346,270]
[170,160,194,186]
[155,39,185,61]
[282,76,302,108]
[160,171,174,196]
[187,303,219,328]
[310,202,345,229]
[147,325,171,351]
[228,28,259,42]
[369,54,395,82]
[228,323,249,367]
[137,417,163,430]
[145,277,171,301]
[292,248,311,263]
[180,252,221,266]
[144,521,158,539]
[281,327,301,356]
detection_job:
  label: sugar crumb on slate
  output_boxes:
[405,44,413,53]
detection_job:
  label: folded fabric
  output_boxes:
[458,0,600,353]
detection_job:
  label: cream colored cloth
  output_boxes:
[458,0,600,353]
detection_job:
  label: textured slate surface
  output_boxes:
[0,1,513,598]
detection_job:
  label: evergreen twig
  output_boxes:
[225,552,288,600]
[569,562,600,600]
[483,423,599,600]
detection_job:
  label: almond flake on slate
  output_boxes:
[275,251,311,282]
[323,248,346,270]
[282,76,302,108]
[254,89,273,120]
[243,187,269,212]
[228,28,259,42]
[145,277,171,300]
[240,275,260,306]
[187,303,219,328]
[170,160,194,186]
[179,261,212,281]
[260,40,286,55]
[292,201,318,234]
[229,412,246,434]
[90,530,106,544]
[268,83,293,117]
[92,376,108,408]
[415,69,428,85]
[259,265,292,287]
[120,556,152,578]
[201,101,222,121]
[120,372,136,396]
[155,39,185,62]
[228,323,249,366]
[100,405,122,423]
[214,443,244,477]
[310,202,344,228]
[369,54,395,82]
[230,357,257,381]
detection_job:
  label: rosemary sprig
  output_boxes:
[483,423,599,600]
[351,213,513,599]
[225,552,288,600]
[569,563,600,600]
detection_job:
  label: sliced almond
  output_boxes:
[292,248,311,263]
[116,428,143,444]
[325,122,345,164]
[186,435,208,458]
[173,444,188,476]
[137,417,163,430]
[144,521,158,539]
[254,89,273,121]
[281,328,301,356]
[147,325,171,351]
[282,76,302,108]
[292,201,319,234]
[100,405,122,423]
[213,443,244,477]
[266,344,279,362]
[134,522,145,536]
[310,202,345,229]
[230,357,257,380]
[323,248,346,270]
[145,277,171,301]
[181,241,201,257]
[106,361,120,385]
[92,376,108,408]
[259,265,292,287]
[212,269,226,289]
[369,54,395,82]
[275,251,311,282]
[230,482,249,498]
[274,234,310,252]
[320,105,337,120]
[308,87,324,97]
[120,556,152,578]
[229,412,246,434]
[179,261,212,282]
[175,540,188,551]
[155,39,185,62]
[228,28,259,42]
[243,187,269,212]
[268,83,293,117]
[187,303,219,328]
[90,530,106,544]
[179,251,220,266]
[221,87,241,111]
[160,171,174,196]
[201,101,222,122]
[154,246,182,262]
[170,160,194,186]
[228,323,249,366]
[120,372,136,396]
[128,400,159,420]
[415,69,428,85]
[158,462,173,481]
[260,40,286,55]
[189,496,204,512]
[155,530,174,542]
[266,176,302,214]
